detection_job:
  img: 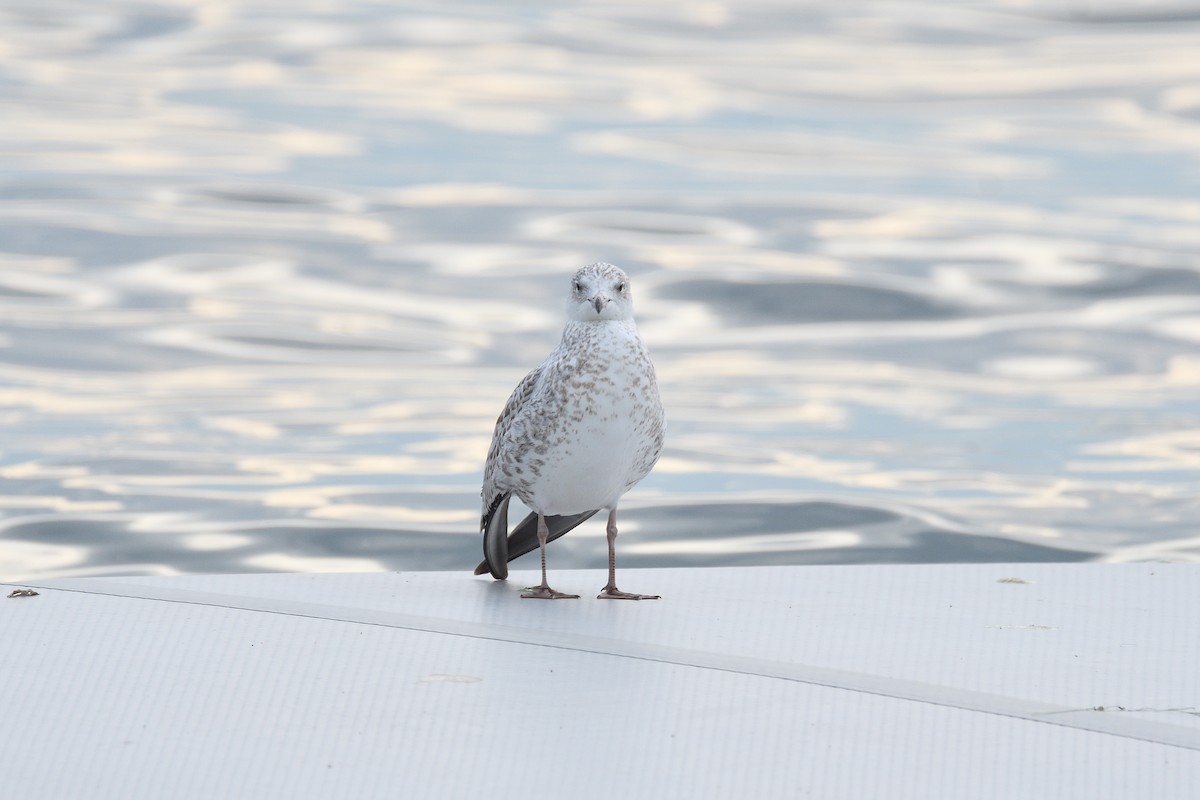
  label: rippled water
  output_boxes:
[2,1,1199,580]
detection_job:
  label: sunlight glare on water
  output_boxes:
[2,0,1199,579]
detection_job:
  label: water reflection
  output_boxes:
[2,1,1199,580]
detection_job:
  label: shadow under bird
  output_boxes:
[475,262,665,599]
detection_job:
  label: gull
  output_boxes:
[475,262,665,600]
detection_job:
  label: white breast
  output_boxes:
[511,320,664,515]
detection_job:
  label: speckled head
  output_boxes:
[566,262,635,322]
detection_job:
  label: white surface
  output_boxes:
[2,564,1198,798]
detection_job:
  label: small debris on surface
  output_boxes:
[7,589,39,598]
[1064,705,1200,716]
[997,577,1031,584]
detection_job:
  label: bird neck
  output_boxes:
[563,318,637,337]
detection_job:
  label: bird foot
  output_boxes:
[597,586,661,601]
[521,584,580,600]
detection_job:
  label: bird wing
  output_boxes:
[478,363,549,579]
[479,491,512,579]
[474,509,599,577]
[480,363,544,529]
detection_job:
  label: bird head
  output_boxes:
[565,262,635,322]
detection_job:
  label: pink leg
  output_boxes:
[521,514,579,599]
[597,508,660,601]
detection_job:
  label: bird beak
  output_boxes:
[591,294,608,314]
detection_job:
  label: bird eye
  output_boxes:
[616,283,626,292]
[574,281,584,292]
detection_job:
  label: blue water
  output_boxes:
[2,0,1199,579]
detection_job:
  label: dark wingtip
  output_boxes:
[480,493,511,579]
[500,509,601,564]
[476,505,600,577]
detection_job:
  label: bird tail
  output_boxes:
[474,507,600,578]
[477,492,512,579]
